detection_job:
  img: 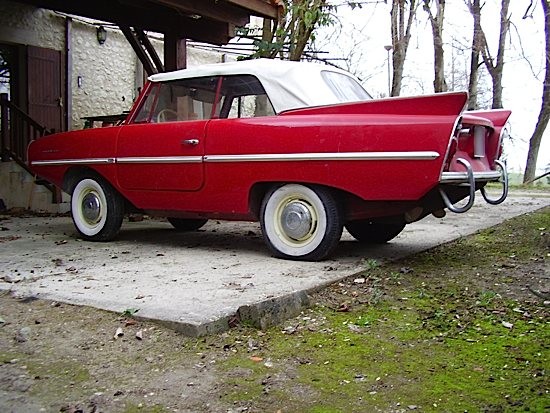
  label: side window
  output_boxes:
[133,85,158,123]
[132,76,220,123]
[220,75,275,119]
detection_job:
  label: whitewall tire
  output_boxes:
[260,184,343,261]
[71,177,123,241]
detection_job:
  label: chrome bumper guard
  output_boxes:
[439,158,508,213]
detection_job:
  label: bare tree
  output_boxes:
[478,0,510,109]
[465,0,483,109]
[423,0,448,92]
[524,0,550,183]
[390,0,418,96]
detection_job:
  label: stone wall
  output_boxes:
[0,0,225,131]
[71,22,137,129]
[0,1,64,50]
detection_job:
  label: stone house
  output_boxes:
[0,0,274,212]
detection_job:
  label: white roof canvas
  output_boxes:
[149,59,369,113]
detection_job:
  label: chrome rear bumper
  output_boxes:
[438,159,508,213]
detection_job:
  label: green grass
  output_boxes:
[214,208,550,412]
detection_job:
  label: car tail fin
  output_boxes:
[465,109,511,127]
[280,92,468,117]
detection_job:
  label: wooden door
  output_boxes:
[27,45,63,133]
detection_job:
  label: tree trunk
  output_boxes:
[424,0,447,93]
[523,0,550,183]
[480,0,510,109]
[390,0,417,96]
[466,0,482,110]
[287,0,326,61]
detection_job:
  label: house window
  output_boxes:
[219,75,275,119]
[133,76,220,123]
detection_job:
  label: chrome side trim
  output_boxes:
[440,170,501,184]
[31,158,115,166]
[204,151,440,163]
[116,156,203,164]
[32,151,440,167]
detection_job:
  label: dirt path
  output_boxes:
[0,206,548,413]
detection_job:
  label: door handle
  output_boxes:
[181,139,199,146]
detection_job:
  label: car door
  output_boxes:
[116,76,219,192]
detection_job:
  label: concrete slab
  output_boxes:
[1,193,548,335]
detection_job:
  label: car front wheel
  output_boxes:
[345,220,405,244]
[260,184,343,261]
[71,176,124,241]
[167,218,208,231]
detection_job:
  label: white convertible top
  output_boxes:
[148,59,369,113]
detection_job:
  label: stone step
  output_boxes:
[0,161,69,213]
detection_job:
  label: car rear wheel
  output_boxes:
[260,184,343,261]
[167,218,208,231]
[345,220,405,244]
[71,176,124,241]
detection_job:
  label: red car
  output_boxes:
[28,59,510,261]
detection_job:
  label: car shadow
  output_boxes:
[112,220,419,262]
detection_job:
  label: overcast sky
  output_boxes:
[315,0,548,173]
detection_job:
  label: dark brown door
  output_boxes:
[27,45,62,133]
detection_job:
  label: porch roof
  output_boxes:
[14,0,279,44]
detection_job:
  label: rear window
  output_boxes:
[321,71,371,102]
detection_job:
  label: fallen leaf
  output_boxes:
[250,356,263,362]
[122,308,139,316]
[348,324,363,333]
[114,327,124,339]
[337,303,350,312]
[502,321,513,329]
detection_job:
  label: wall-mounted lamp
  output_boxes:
[96,26,107,45]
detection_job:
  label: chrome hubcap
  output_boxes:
[81,192,101,225]
[280,201,313,240]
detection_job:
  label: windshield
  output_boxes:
[321,70,371,102]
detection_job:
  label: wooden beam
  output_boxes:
[120,26,157,76]
[16,0,239,44]
[154,0,250,26]
[226,0,279,19]
[164,34,187,72]
[135,29,164,72]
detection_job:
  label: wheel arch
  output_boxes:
[63,167,103,194]
[248,181,351,219]
[63,167,137,212]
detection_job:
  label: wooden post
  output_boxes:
[1,93,9,162]
[164,34,187,72]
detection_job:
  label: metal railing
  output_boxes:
[0,93,60,202]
